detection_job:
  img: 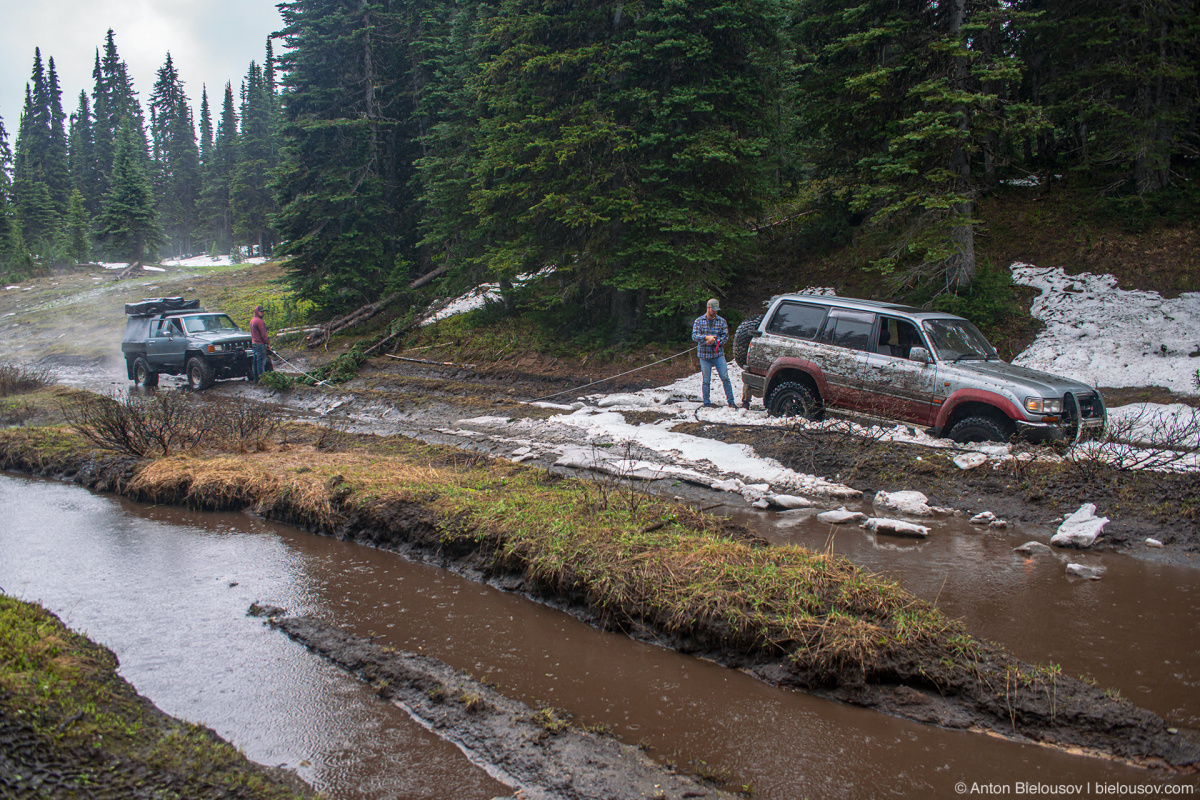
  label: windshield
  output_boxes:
[179,314,239,334]
[922,319,998,362]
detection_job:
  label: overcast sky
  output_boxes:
[1,0,284,141]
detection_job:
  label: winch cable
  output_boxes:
[267,349,330,386]
[529,347,696,403]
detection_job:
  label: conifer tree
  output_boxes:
[150,53,202,258]
[275,0,419,313]
[791,0,1031,288]
[95,119,163,264]
[62,189,90,263]
[12,49,71,257]
[231,59,279,256]
[199,83,238,253]
[0,119,32,276]
[68,91,101,216]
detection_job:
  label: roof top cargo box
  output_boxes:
[124,297,201,316]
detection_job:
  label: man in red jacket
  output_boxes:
[250,305,270,382]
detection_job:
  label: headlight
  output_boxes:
[1024,396,1062,414]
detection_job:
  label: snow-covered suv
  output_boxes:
[734,294,1106,443]
[121,297,263,390]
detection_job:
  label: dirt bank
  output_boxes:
[0,596,312,800]
[256,608,737,799]
[2,430,1197,772]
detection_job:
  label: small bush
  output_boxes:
[0,363,54,397]
[258,371,296,392]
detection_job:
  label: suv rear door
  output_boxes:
[813,307,878,410]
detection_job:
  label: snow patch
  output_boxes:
[1011,263,1200,396]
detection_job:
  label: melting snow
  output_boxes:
[1011,263,1200,396]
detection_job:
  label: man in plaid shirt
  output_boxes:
[692,298,736,407]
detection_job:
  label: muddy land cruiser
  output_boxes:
[734,294,1106,443]
[122,297,263,390]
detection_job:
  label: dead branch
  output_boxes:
[384,353,475,369]
[305,292,399,349]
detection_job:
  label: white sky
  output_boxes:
[0,0,283,142]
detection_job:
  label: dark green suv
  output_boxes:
[121,297,263,390]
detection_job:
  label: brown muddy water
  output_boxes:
[1,474,1196,799]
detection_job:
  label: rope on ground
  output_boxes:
[530,348,694,403]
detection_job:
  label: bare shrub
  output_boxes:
[315,415,351,452]
[62,391,214,457]
[776,415,889,482]
[207,397,282,452]
[1067,405,1200,472]
[0,362,54,396]
[61,392,286,458]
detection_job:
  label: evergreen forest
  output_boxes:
[1,2,1197,338]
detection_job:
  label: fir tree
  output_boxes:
[68,91,101,216]
[231,60,279,256]
[62,189,90,263]
[95,119,163,264]
[150,53,202,258]
[199,83,238,254]
[275,0,420,313]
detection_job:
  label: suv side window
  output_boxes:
[876,316,923,359]
[152,320,173,338]
[766,302,826,339]
[818,309,875,351]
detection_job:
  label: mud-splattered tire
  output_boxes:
[947,414,1014,444]
[133,357,158,387]
[767,381,819,419]
[732,315,763,368]
[186,357,215,391]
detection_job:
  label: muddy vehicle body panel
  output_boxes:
[122,298,255,390]
[740,294,1106,442]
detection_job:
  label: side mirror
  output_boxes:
[908,347,932,364]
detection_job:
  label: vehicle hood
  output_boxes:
[187,330,250,343]
[944,359,1098,396]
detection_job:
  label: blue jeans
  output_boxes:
[252,343,269,381]
[700,353,735,406]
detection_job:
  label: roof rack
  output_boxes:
[124,297,201,316]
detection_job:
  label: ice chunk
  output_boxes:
[954,453,989,470]
[861,518,930,538]
[817,507,867,525]
[873,490,935,516]
[1050,503,1109,548]
[1066,563,1105,580]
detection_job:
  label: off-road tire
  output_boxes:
[186,357,215,391]
[132,357,158,388]
[947,414,1014,444]
[767,381,819,419]
[732,315,763,368]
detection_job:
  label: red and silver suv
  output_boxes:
[734,294,1106,443]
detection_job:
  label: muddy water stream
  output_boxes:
[1,473,1195,799]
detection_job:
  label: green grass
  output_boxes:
[0,595,312,799]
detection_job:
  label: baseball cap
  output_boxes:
[706,298,720,311]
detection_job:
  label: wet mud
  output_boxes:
[2,441,1197,772]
